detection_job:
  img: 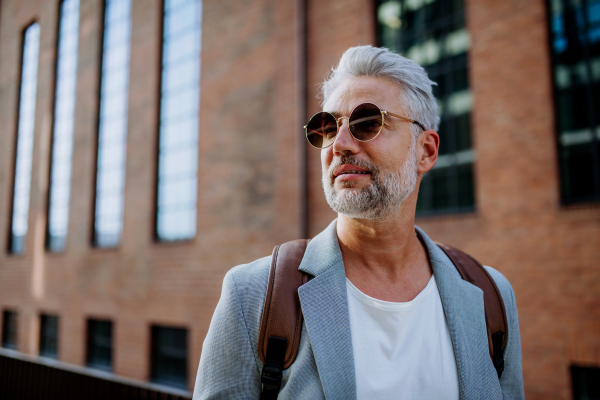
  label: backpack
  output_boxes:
[258,239,508,400]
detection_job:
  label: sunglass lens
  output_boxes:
[306,112,337,149]
[349,103,383,141]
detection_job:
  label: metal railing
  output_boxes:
[0,349,192,400]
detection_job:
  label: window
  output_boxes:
[86,319,113,370]
[47,0,80,252]
[377,0,474,215]
[156,0,202,241]
[548,0,600,203]
[2,310,18,349]
[39,314,59,358]
[93,0,132,247]
[572,366,600,399]
[8,23,40,254]
[150,325,188,388]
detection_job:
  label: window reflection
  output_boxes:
[9,23,40,254]
[156,0,202,241]
[94,0,132,247]
[47,0,80,252]
[550,0,600,203]
[377,0,474,215]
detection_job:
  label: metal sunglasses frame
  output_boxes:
[304,102,427,149]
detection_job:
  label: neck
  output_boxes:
[336,195,432,302]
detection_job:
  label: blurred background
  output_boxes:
[0,0,599,398]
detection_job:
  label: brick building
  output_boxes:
[0,0,598,398]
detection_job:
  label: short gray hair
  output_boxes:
[319,45,440,135]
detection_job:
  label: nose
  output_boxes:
[332,117,361,156]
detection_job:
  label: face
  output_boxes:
[321,76,419,220]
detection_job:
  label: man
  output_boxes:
[194,45,524,400]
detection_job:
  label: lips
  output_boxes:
[333,164,371,178]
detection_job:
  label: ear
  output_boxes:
[417,129,439,174]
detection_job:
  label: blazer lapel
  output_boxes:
[416,227,503,400]
[298,220,356,400]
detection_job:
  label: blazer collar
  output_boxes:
[298,220,356,399]
[297,220,500,400]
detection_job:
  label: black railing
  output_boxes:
[0,349,192,400]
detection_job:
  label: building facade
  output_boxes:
[0,0,598,398]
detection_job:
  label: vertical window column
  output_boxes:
[1,310,18,349]
[39,314,59,358]
[156,0,202,241]
[150,325,188,388]
[86,319,113,370]
[47,0,80,252]
[549,0,600,203]
[94,0,132,247]
[377,0,474,215]
[9,23,40,254]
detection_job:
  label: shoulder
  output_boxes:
[220,255,272,339]
[225,255,272,294]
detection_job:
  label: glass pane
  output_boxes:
[151,326,188,388]
[376,0,474,214]
[39,314,59,358]
[47,0,80,252]
[94,0,132,247]
[86,319,113,370]
[156,0,202,241]
[549,0,600,203]
[9,23,40,254]
[1,311,18,349]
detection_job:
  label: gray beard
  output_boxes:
[322,141,418,220]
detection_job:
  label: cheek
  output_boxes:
[321,148,333,171]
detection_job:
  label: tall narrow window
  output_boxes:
[156,0,202,241]
[86,319,113,371]
[1,310,18,349]
[47,0,80,252]
[151,325,188,388]
[9,23,40,254]
[548,0,600,203]
[39,314,59,358]
[377,0,474,215]
[93,0,132,247]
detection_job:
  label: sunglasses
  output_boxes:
[304,102,426,149]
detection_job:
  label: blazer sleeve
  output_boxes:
[193,269,262,399]
[485,267,526,400]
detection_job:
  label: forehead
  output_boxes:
[323,76,404,116]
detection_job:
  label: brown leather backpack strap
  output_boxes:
[258,239,310,369]
[436,242,508,377]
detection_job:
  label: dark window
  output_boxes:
[151,325,188,388]
[93,0,132,247]
[2,310,18,349]
[548,0,600,203]
[86,319,113,371]
[377,0,475,215]
[39,314,59,358]
[46,0,80,252]
[9,23,40,254]
[572,366,600,400]
[156,0,202,241]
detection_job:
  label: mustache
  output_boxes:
[327,155,380,180]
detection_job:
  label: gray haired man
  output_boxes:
[193,45,525,400]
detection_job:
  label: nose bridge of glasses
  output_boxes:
[336,116,349,127]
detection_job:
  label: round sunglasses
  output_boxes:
[304,102,426,149]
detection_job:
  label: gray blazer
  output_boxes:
[193,220,525,400]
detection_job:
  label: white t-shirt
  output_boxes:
[346,275,460,400]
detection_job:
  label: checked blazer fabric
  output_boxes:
[193,220,525,400]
